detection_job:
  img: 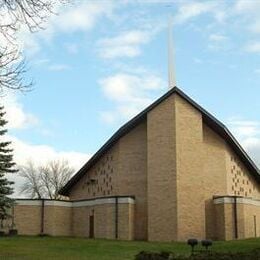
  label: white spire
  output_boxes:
[168,15,177,89]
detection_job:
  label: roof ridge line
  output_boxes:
[60,87,259,195]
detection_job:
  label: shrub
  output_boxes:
[135,249,260,260]
[135,251,173,260]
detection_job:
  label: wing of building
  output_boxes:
[12,87,260,241]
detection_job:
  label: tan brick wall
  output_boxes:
[243,203,260,238]
[13,202,72,236]
[95,204,115,239]
[147,95,177,241]
[72,206,90,237]
[13,199,134,239]
[214,203,226,240]
[226,149,260,199]
[69,121,147,240]
[44,206,72,236]
[72,201,134,240]
[118,203,135,240]
[173,93,259,241]
[202,124,229,239]
[214,198,260,240]
[13,205,42,235]
[174,94,205,241]
[216,203,235,240]
[117,121,147,240]
[69,144,119,200]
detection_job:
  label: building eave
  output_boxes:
[59,87,260,196]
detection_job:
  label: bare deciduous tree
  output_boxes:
[19,160,43,199]
[19,159,74,199]
[0,0,68,94]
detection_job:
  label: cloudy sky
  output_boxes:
[2,0,260,196]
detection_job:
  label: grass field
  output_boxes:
[0,236,259,259]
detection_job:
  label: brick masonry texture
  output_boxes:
[12,199,134,239]
[14,205,42,235]
[214,198,260,240]
[11,91,260,241]
[147,95,177,241]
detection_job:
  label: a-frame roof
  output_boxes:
[60,87,260,196]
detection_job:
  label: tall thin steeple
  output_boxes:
[168,15,177,89]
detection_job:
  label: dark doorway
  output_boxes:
[89,215,94,238]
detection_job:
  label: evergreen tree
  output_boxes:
[0,106,16,225]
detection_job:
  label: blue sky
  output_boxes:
[2,0,260,194]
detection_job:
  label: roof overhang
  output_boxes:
[59,87,260,196]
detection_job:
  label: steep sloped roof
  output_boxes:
[60,87,260,195]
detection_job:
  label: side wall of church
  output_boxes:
[174,93,260,241]
[13,204,42,235]
[226,148,260,199]
[44,203,72,236]
[12,198,134,240]
[12,200,72,236]
[202,124,229,239]
[214,197,260,240]
[71,202,134,240]
[68,144,120,200]
[68,121,148,240]
[116,121,148,240]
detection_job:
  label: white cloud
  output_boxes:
[97,29,156,59]
[242,137,260,168]
[227,119,260,167]
[228,120,260,138]
[48,64,71,71]
[1,94,39,129]
[19,29,41,57]
[208,33,230,50]
[19,1,117,57]
[0,92,89,197]
[9,135,90,169]
[6,135,91,197]
[234,0,260,34]
[234,1,260,14]
[174,1,218,24]
[99,71,166,124]
[50,2,115,34]
[100,111,117,125]
[209,34,228,42]
[245,42,260,53]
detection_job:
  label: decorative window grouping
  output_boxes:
[81,154,115,197]
[230,156,256,197]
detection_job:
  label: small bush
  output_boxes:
[135,248,260,260]
[135,251,173,260]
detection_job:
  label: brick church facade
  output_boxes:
[12,87,260,241]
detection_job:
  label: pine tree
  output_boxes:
[0,106,16,225]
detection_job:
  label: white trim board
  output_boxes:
[213,197,260,207]
[15,197,135,208]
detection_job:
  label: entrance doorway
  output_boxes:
[89,215,94,238]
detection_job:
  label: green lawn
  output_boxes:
[0,236,259,259]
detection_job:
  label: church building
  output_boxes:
[12,87,260,241]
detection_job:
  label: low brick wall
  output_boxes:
[214,196,260,240]
[10,196,135,240]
